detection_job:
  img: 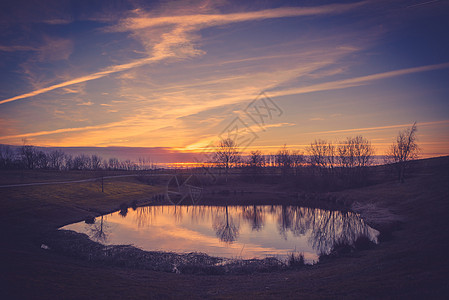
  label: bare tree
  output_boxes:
[247,150,265,180]
[248,150,265,168]
[291,150,304,176]
[0,145,15,169]
[386,122,419,183]
[276,145,293,178]
[91,154,102,170]
[48,150,65,170]
[338,136,374,182]
[35,151,48,169]
[138,157,153,170]
[64,154,73,170]
[307,140,336,175]
[20,144,38,169]
[123,159,137,170]
[72,154,91,170]
[214,138,240,183]
[108,157,120,170]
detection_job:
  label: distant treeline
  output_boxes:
[206,135,377,189]
[0,123,419,187]
[209,123,419,188]
[0,144,154,171]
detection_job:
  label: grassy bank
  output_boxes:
[1,157,448,299]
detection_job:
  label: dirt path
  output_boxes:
[0,173,171,188]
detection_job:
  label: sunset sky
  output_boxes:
[1,0,448,161]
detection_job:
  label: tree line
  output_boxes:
[213,123,420,186]
[0,144,154,171]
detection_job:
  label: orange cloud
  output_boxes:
[112,2,368,31]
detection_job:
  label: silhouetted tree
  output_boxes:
[386,122,419,183]
[72,154,91,170]
[123,159,137,170]
[91,154,102,170]
[20,144,38,169]
[337,136,374,183]
[48,150,65,170]
[291,150,304,176]
[35,151,48,169]
[108,157,120,170]
[214,138,240,183]
[307,140,336,176]
[247,150,265,180]
[248,150,265,168]
[64,154,73,170]
[0,145,15,169]
[276,145,293,178]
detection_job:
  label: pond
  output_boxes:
[61,205,378,263]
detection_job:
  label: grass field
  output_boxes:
[1,157,448,299]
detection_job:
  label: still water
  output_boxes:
[62,205,378,263]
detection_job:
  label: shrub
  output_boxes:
[288,251,305,269]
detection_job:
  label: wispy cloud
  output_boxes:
[269,62,449,98]
[0,56,158,105]
[0,45,37,52]
[0,122,120,141]
[62,87,79,94]
[77,101,93,106]
[42,18,72,25]
[0,1,367,106]
[111,2,368,32]
[306,120,449,135]
[36,36,73,62]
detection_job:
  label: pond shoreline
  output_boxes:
[45,188,382,275]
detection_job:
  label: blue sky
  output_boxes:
[0,0,448,159]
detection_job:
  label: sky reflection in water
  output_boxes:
[62,205,378,263]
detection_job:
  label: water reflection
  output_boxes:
[63,205,378,262]
[87,215,109,243]
[213,206,240,243]
[241,205,265,231]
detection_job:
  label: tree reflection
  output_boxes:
[172,205,183,223]
[85,204,377,254]
[241,205,265,231]
[277,206,293,239]
[135,205,158,228]
[274,206,378,254]
[88,215,109,243]
[213,206,239,243]
[134,205,213,228]
[276,206,311,239]
[119,206,128,217]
